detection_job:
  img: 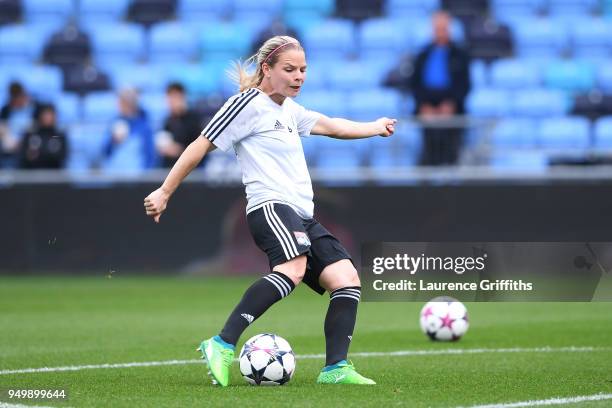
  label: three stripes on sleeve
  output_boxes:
[201,88,259,143]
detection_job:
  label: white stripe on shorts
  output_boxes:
[262,204,292,260]
[268,203,299,256]
[264,203,297,259]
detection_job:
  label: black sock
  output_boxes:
[324,286,361,366]
[219,272,295,346]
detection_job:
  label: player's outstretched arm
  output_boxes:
[311,114,397,139]
[144,136,216,223]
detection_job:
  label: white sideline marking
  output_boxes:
[461,393,612,408]
[0,403,65,408]
[0,346,608,376]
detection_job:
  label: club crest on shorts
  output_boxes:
[293,231,311,247]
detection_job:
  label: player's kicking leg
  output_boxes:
[198,255,306,386]
[316,259,375,385]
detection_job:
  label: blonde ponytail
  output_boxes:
[229,35,303,93]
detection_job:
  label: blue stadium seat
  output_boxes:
[316,141,361,163]
[327,61,384,91]
[513,18,568,58]
[391,121,421,150]
[302,20,355,60]
[371,120,421,164]
[544,60,595,93]
[316,135,361,157]
[140,91,168,131]
[316,150,362,186]
[358,18,411,58]
[300,135,320,162]
[166,64,223,97]
[490,59,540,89]
[102,136,146,173]
[23,0,74,25]
[512,88,571,117]
[491,118,538,148]
[284,11,326,36]
[79,0,129,23]
[385,0,440,18]
[605,0,612,17]
[598,62,612,92]
[89,24,145,65]
[470,60,488,88]
[369,146,415,170]
[594,117,612,148]
[301,63,327,90]
[234,0,282,14]
[177,0,232,21]
[200,21,252,61]
[491,0,544,26]
[489,151,548,171]
[54,93,81,124]
[0,24,46,63]
[283,0,334,16]
[547,0,598,17]
[106,63,169,93]
[537,116,590,149]
[16,65,64,100]
[570,18,612,60]
[232,13,276,38]
[346,89,403,120]
[150,22,199,63]
[466,88,511,117]
[295,90,347,119]
[83,92,118,123]
[67,122,108,171]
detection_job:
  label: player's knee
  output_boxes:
[322,261,361,292]
[344,265,361,287]
[273,255,307,285]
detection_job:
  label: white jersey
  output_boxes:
[200,88,321,219]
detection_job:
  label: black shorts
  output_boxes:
[247,202,352,295]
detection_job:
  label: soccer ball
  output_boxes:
[420,296,469,341]
[239,333,296,386]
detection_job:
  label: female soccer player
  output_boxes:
[144,36,396,386]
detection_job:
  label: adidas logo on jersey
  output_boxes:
[274,120,285,130]
[241,313,254,324]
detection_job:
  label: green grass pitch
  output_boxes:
[0,277,611,407]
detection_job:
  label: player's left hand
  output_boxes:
[377,117,397,137]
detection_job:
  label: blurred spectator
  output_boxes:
[250,19,299,55]
[411,11,470,165]
[64,65,111,95]
[0,0,21,25]
[156,82,205,168]
[19,104,68,169]
[43,23,92,69]
[0,82,38,168]
[335,0,383,21]
[127,0,176,27]
[383,54,414,93]
[104,88,155,170]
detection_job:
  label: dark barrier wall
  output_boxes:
[3,182,612,274]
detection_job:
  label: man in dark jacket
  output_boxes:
[19,103,68,169]
[411,11,470,165]
[156,82,205,168]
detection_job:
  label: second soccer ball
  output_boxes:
[420,296,469,341]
